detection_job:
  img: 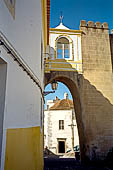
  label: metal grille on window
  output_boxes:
[59,120,64,130]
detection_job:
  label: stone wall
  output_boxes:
[80,20,113,160]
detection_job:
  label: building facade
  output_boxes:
[0,0,50,169]
[44,93,79,155]
[45,20,82,73]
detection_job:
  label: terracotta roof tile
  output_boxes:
[49,99,73,110]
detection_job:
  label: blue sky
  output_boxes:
[50,0,113,30]
[45,0,113,108]
[45,82,72,109]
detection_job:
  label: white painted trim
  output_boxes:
[50,31,81,35]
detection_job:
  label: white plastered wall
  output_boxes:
[44,109,79,154]
[0,0,43,80]
[0,0,44,169]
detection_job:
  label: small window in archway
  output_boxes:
[57,37,69,59]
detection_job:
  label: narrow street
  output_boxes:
[44,158,110,170]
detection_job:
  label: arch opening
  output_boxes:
[44,74,85,161]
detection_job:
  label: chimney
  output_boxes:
[55,96,59,101]
[64,93,68,99]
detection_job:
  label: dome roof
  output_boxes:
[55,23,70,30]
[49,99,73,110]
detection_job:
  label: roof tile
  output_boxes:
[49,99,73,110]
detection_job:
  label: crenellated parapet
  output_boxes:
[80,20,109,30]
[80,20,112,72]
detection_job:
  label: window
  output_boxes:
[59,120,64,130]
[57,37,69,59]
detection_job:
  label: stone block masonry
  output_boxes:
[80,20,113,160]
[80,20,112,72]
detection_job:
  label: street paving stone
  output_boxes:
[44,158,111,170]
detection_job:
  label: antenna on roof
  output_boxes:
[60,11,63,24]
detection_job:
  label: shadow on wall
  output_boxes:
[44,147,60,159]
[81,77,113,161]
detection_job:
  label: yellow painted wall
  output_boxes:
[40,129,44,169]
[5,126,43,170]
[41,0,47,52]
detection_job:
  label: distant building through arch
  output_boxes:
[44,92,79,156]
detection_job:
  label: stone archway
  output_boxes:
[45,71,85,161]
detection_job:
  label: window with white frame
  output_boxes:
[57,37,70,59]
[59,120,64,130]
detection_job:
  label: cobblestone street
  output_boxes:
[44,158,111,170]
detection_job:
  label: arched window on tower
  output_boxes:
[57,37,70,59]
